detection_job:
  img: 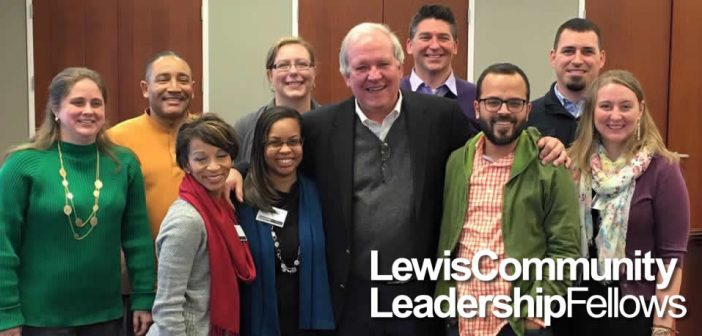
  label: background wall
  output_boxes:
[472,0,579,97]
[0,0,572,154]
[208,0,292,125]
[0,0,29,163]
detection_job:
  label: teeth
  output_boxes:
[367,87,383,92]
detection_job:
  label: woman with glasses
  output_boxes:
[239,106,335,336]
[565,70,689,336]
[234,37,319,167]
[148,114,256,336]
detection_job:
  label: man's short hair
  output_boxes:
[475,63,531,101]
[339,23,404,76]
[144,50,183,81]
[408,4,458,39]
[553,18,603,49]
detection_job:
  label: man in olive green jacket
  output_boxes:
[435,63,580,336]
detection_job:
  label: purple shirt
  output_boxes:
[621,155,689,297]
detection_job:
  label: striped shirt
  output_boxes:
[457,136,514,336]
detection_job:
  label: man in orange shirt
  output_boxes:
[109,51,243,336]
[110,51,195,238]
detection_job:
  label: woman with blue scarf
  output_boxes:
[239,106,335,336]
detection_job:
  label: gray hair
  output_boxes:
[339,22,405,76]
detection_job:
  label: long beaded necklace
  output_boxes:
[270,226,300,274]
[57,142,103,240]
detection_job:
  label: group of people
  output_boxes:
[0,4,689,336]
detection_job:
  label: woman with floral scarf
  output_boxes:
[564,70,689,336]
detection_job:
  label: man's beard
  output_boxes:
[565,76,587,92]
[478,114,527,146]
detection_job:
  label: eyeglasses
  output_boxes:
[479,97,527,113]
[270,61,314,72]
[266,137,303,150]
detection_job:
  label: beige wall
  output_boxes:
[0,0,29,162]
[208,0,293,125]
[472,0,579,98]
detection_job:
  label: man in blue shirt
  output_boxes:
[528,18,606,146]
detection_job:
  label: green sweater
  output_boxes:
[0,141,155,330]
[435,128,581,336]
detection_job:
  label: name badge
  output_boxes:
[234,225,248,242]
[256,207,288,228]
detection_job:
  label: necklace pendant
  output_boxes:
[63,205,73,215]
[281,263,298,274]
[75,218,85,228]
[89,217,98,226]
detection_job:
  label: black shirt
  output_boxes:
[273,182,301,335]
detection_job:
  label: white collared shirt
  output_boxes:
[354,92,403,141]
[409,69,458,97]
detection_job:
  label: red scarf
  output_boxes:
[179,174,256,335]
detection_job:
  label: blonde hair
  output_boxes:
[569,69,678,173]
[7,67,117,163]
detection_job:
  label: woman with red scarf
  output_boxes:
[148,113,256,336]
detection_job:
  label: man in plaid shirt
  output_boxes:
[435,63,581,336]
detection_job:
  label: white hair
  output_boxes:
[338,22,405,76]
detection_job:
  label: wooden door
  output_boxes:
[668,0,702,331]
[299,0,468,105]
[586,0,672,141]
[668,0,702,233]
[33,0,120,128]
[33,0,202,128]
[116,0,203,121]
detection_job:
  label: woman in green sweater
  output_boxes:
[0,68,156,336]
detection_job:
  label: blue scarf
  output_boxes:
[239,175,335,335]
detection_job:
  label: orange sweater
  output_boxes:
[109,111,184,239]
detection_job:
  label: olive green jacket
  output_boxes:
[435,128,580,336]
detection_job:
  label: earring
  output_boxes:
[54,115,59,122]
[636,119,641,141]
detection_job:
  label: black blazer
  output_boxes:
[301,90,474,321]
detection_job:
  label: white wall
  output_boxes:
[0,0,29,161]
[471,0,580,97]
[207,0,293,125]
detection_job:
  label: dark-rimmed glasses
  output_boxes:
[478,97,527,113]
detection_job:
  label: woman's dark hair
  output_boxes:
[244,106,303,211]
[175,113,240,170]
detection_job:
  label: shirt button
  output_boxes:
[339,283,345,289]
